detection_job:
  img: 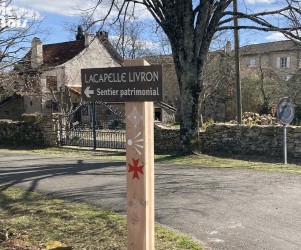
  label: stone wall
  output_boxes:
[0,120,45,147]
[200,124,285,157]
[154,123,180,154]
[0,114,58,147]
[42,114,59,146]
[2,118,301,159]
[154,123,301,158]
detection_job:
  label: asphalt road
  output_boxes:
[0,152,301,250]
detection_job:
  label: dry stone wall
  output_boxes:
[154,123,180,154]
[154,123,301,158]
[0,120,45,147]
[0,114,58,147]
[200,124,284,156]
[2,118,301,159]
[201,124,301,158]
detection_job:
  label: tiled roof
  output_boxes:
[42,35,123,67]
[16,35,123,72]
[143,55,174,65]
[42,40,85,67]
[240,40,301,55]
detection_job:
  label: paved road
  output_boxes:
[0,152,301,250]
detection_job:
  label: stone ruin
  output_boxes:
[230,112,280,125]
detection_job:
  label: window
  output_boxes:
[250,58,256,67]
[280,57,288,68]
[277,57,290,68]
[46,76,58,90]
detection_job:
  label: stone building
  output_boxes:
[4,36,300,123]
[15,31,123,116]
[144,40,301,122]
[239,40,301,81]
[0,32,176,123]
[1,32,123,120]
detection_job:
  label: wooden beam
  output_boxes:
[124,59,154,250]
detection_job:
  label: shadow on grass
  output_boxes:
[204,152,301,165]
[0,145,126,157]
[0,144,48,150]
[156,151,301,166]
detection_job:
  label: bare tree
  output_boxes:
[0,0,43,69]
[67,8,157,58]
[85,0,301,154]
[63,13,97,41]
[201,48,235,122]
[0,0,44,99]
[240,62,285,114]
[109,18,155,58]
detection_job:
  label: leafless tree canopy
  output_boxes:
[86,0,301,153]
[0,0,44,70]
[0,0,45,100]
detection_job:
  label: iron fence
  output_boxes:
[59,101,126,149]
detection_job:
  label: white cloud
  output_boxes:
[0,2,43,27]
[13,0,90,16]
[244,0,274,4]
[12,0,153,19]
[265,32,287,41]
[110,35,156,50]
[9,5,43,20]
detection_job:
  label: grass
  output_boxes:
[0,146,127,161]
[1,146,301,173]
[0,186,203,250]
[155,153,301,173]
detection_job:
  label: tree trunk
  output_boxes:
[178,69,203,154]
[170,38,208,154]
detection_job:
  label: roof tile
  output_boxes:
[42,40,85,67]
[240,40,301,55]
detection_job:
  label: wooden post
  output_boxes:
[124,59,154,250]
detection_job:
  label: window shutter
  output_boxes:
[277,57,280,68]
[287,57,291,68]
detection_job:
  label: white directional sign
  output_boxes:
[81,65,163,102]
[84,86,94,98]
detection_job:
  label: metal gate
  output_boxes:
[59,102,126,149]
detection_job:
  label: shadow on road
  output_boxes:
[0,155,125,210]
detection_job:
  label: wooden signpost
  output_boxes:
[124,59,154,250]
[81,59,162,250]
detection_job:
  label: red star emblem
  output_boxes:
[128,158,144,179]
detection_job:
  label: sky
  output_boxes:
[8,0,290,48]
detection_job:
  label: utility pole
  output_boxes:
[233,0,242,124]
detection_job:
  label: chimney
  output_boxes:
[31,37,43,68]
[225,41,232,54]
[97,30,108,40]
[85,33,94,46]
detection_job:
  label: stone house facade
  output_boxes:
[143,40,301,122]
[17,31,123,116]
[1,32,175,123]
[239,40,301,81]
[4,37,300,124]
